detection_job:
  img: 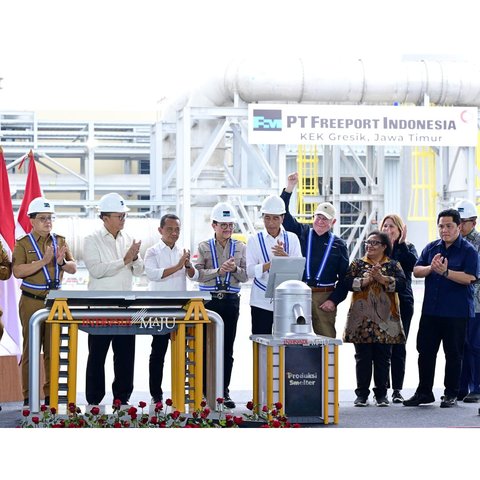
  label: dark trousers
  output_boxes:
[354,343,392,398]
[390,301,414,390]
[204,296,240,395]
[416,314,467,397]
[85,334,135,404]
[149,334,170,400]
[459,313,480,395]
[251,305,273,335]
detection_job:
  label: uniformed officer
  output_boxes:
[195,202,247,409]
[0,239,13,342]
[12,197,76,406]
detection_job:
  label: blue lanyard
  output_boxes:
[22,233,60,290]
[306,229,335,286]
[257,231,290,264]
[199,238,239,292]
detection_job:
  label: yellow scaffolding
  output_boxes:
[408,147,438,242]
[296,145,319,222]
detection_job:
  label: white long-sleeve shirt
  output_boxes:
[83,225,144,291]
[246,227,302,311]
[144,239,198,291]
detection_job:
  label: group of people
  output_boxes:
[1,173,479,412]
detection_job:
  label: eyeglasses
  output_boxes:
[35,215,55,223]
[216,222,235,230]
[108,214,127,220]
[364,240,382,247]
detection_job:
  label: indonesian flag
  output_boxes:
[0,148,21,355]
[16,150,42,238]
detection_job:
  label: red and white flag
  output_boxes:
[0,147,22,355]
[16,150,42,238]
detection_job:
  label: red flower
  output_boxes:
[32,416,40,424]
[201,399,207,407]
[22,409,30,417]
[233,416,243,425]
[271,419,281,428]
[127,406,137,416]
[171,410,180,420]
[113,399,122,408]
[138,401,147,409]
[293,423,301,428]
[68,404,76,413]
[130,413,138,420]
[246,401,254,411]
[40,404,47,412]
[216,397,224,404]
[114,422,122,428]
[150,416,158,425]
[123,421,130,428]
[275,402,283,410]
[90,406,100,416]
[262,405,269,413]
[78,419,85,427]
[50,407,57,415]
[271,409,278,416]
[155,401,163,411]
[165,398,173,406]
[225,414,232,421]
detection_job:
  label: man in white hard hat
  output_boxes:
[281,173,349,338]
[455,199,480,403]
[83,193,143,407]
[12,197,77,406]
[246,195,302,334]
[195,201,247,409]
[144,213,198,404]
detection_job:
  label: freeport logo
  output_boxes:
[253,109,282,131]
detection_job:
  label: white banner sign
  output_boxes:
[248,104,478,146]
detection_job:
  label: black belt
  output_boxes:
[210,292,240,300]
[22,290,47,301]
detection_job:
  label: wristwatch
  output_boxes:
[442,269,449,277]
[59,258,67,267]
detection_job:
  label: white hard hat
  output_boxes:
[260,195,286,215]
[27,197,55,215]
[98,193,130,213]
[211,202,236,222]
[314,202,336,220]
[455,199,477,219]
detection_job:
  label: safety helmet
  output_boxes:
[211,202,236,222]
[27,197,55,216]
[455,199,477,219]
[98,193,130,213]
[260,195,286,215]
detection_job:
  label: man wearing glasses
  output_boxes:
[83,192,143,408]
[281,172,349,338]
[195,202,247,408]
[13,197,76,407]
[404,208,477,408]
[455,199,480,404]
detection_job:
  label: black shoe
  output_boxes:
[440,395,457,408]
[463,392,480,403]
[403,392,435,406]
[43,396,50,406]
[354,396,369,407]
[391,390,404,404]
[23,398,29,407]
[374,395,390,407]
[223,394,236,409]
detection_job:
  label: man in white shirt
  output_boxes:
[83,193,143,406]
[247,195,303,334]
[144,214,197,403]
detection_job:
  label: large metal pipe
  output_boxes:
[162,57,480,115]
[28,307,224,413]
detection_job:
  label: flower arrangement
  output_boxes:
[20,398,301,428]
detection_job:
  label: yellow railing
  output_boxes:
[408,146,438,242]
[297,145,319,222]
